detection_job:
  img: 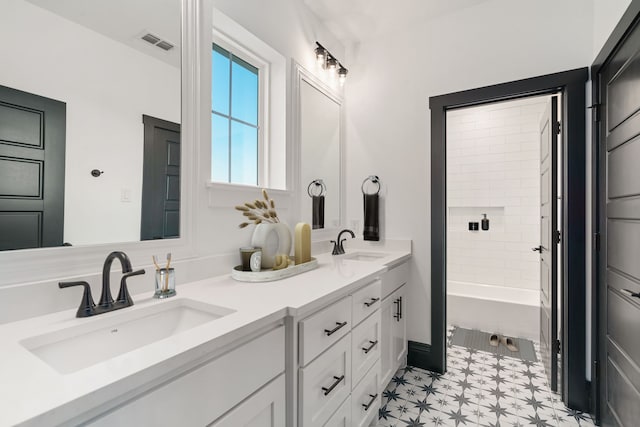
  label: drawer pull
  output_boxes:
[623,289,640,298]
[321,375,344,396]
[362,393,378,411]
[324,321,347,336]
[362,340,378,354]
[364,297,380,307]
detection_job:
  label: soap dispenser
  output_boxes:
[481,214,489,231]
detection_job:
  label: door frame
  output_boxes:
[591,1,640,423]
[429,67,589,410]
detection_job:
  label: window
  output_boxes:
[208,8,287,194]
[211,43,260,185]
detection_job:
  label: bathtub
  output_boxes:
[447,281,540,341]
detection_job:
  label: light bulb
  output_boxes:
[338,67,348,85]
[315,47,326,67]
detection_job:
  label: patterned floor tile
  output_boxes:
[373,326,595,427]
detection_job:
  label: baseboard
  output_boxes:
[407,341,440,372]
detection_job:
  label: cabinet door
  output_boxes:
[392,285,407,368]
[380,294,395,390]
[210,374,285,427]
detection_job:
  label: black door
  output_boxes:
[0,85,65,251]
[538,96,560,392]
[141,115,180,241]
[597,15,640,427]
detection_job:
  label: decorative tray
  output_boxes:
[231,257,318,282]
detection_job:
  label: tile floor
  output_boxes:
[374,327,595,427]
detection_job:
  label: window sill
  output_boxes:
[206,182,292,209]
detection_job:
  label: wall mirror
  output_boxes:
[0,0,182,252]
[295,65,343,235]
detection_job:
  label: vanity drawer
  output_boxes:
[299,333,352,427]
[351,361,381,427]
[351,280,381,327]
[323,396,352,427]
[381,262,409,299]
[299,296,352,366]
[351,309,381,388]
[89,326,285,427]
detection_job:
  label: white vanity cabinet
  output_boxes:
[297,279,381,427]
[88,325,285,427]
[380,262,409,391]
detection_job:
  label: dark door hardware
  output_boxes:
[364,297,380,307]
[59,251,145,318]
[362,340,378,354]
[321,375,344,396]
[362,393,378,411]
[532,246,543,252]
[90,169,104,177]
[324,321,347,336]
[622,289,640,299]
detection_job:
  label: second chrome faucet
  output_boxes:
[59,251,145,318]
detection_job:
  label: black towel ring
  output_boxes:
[308,179,326,197]
[361,175,381,195]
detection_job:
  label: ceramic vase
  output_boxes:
[250,223,291,269]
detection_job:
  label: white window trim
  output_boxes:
[209,8,286,196]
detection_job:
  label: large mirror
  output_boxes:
[0,0,181,251]
[297,68,342,232]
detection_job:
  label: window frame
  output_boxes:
[211,32,269,187]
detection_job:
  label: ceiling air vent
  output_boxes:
[156,40,174,51]
[141,33,174,51]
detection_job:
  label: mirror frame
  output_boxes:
[292,63,345,240]
[0,0,203,287]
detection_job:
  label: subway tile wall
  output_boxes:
[446,96,550,291]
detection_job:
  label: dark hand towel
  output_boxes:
[363,193,379,241]
[312,195,325,229]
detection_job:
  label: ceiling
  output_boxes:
[24,0,181,67]
[303,0,490,43]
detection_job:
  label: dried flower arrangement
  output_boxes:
[235,189,280,228]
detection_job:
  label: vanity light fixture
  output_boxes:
[338,66,348,86]
[314,41,348,84]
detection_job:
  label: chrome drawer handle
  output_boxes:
[623,289,640,298]
[364,297,380,307]
[362,393,378,411]
[322,375,344,396]
[324,321,347,336]
[362,340,378,354]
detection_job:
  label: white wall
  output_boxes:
[447,97,548,292]
[192,0,347,257]
[345,0,594,345]
[593,0,631,59]
[0,0,180,245]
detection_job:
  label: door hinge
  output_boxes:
[553,339,561,354]
[594,232,601,252]
[555,230,561,244]
[589,104,601,123]
[554,121,561,135]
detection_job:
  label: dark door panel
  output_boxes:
[0,85,65,250]
[598,12,640,426]
[141,115,180,241]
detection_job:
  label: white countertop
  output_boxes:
[0,245,410,426]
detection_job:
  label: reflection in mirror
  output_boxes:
[0,0,181,251]
[299,78,341,231]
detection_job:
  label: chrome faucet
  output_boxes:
[331,229,355,255]
[59,251,145,318]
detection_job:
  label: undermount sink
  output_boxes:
[342,251,389,261]
[21,298,235,374]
